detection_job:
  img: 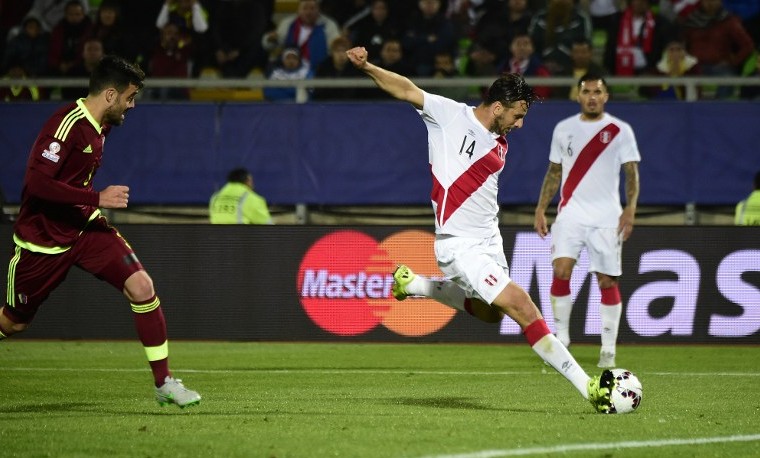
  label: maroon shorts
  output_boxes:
[4,225,144,323]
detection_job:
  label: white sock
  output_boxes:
[600,303,622,354]
[550,294,573,347]
[405,275,467,311]
[531,333,591,398]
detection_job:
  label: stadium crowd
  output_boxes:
[0,0,759,102]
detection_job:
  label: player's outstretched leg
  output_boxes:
[392,265,503,323]
[155,376,201,408]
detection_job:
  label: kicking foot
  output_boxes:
[391,265,416,301]
[587,369,614,414]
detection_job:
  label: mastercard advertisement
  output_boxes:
[297,229,457,337]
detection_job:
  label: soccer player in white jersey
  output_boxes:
[534,73,641,369]
[346,46,615,413]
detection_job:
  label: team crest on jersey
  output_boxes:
[41,141,61,163]
[599,131,612,144]
[497,143,507,161]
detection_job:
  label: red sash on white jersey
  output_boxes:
[432,136,507,227]
[559,123,620,212]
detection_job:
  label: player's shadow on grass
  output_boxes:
[387,396,504,411]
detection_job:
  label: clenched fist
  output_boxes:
[346,47,369,69]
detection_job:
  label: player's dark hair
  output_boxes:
[227,168,251,184]
[88,55,145,95]
[754,170,760,190]
[483,73,538,108]
[577,72,608,90]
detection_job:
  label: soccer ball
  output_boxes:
[609,368,643,414]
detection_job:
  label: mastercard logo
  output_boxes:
[297,229,457,337]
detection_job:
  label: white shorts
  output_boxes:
[434,232,511,304]
[550,219,622,276]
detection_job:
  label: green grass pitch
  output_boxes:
[0,341,758,457]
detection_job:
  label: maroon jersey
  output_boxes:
[14,100,112,251]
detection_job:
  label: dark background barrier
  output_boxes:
[1,224,757,343]
[1,101,758,206]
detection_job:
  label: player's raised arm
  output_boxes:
[346,46,424,109]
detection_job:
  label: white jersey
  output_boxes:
[550,112,641,227]
[420,91,507,238]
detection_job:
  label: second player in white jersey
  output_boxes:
[535,74,641,371]
[550,112,641,228]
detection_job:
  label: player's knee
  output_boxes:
[123,271,155,302]
[0,312,28,336]
[596,274,618,289]
[9,322,28,333]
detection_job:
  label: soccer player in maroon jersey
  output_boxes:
[1,55,201,408]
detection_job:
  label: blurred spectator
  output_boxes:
[445,0,485,39]
[312,36,364,101]
[498,33,553,99]
[554,37,606,98]
[603,0,674,76]
[658,0,699,22]
[579,0,624,39]
[90,0,137,62]
[347,0,403,58]
[28,0,90,31]
[208,0,274,77]
[739,51,759,100]
[402,0,458,76]
[2,15,49,77]
[155,0,208,40]
[529,0,593,74]
[470,0,533,65]
[0,62,41,101]
[362,38,415,99]
[61,37,103,100]
[119,0,164,64]
[321,0,371,28]
[734,170,760,225]
[462,40,499,77]
[148,23,192,100]
[155,0,209,74]
[431,51,470,101]
[261,0,341,72]
[48,0,93,77]
[209,168,273,225]
[0,0,34,64]
[646,39,701,99]
[680,0,754,98]
[263,47,313,102]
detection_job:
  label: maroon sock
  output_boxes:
[131,297,171,386]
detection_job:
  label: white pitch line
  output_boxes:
[418,434,760,458]
[2,368,760,377]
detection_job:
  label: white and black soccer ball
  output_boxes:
[609,368,643,414]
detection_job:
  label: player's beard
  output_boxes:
[104,105,125,126]
[582,105,603,120]
[491,119,511,136]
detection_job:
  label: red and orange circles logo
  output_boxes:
[297,229,456,337]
